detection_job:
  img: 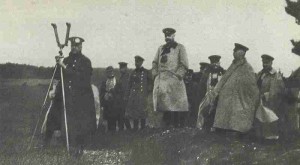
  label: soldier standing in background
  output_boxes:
[125,56,152,131]
[256,54,285,142]
[126,56,152,131]
[115,62,132,131]
[184,69,199,127]
[100,66,119,132]
[202,55,225,132]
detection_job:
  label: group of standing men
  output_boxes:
[100,55,152,132]
[42,27,300,157]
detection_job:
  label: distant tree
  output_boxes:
[285,0,300,55]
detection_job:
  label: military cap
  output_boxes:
[69,36,84,46]
[134,55,144,61]
[187,69,194,74]
[261,54,274,62]
[199,62,210,68]
[162,28,176,36]
[208,55,221,63]
[200,62,210,66]
[234,43,249,52]
[106,66,114,71]
[118,62,128,68]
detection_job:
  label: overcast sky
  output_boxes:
[1,0,300,76]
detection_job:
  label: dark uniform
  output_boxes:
[46,37,96,154]
[184,69,199,127]
[193,62,210,110]
[202,55,225,132]
[115,62,132,130]
[193,62,210,83]
[126,56,152,130]
[100,66,119,131]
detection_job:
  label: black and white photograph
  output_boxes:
[1,0,300,164]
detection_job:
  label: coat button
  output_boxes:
[73,64,75,67]
[69,86,71,89]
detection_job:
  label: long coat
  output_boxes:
[126,67,151,119]
[257,69,285,138]
[213,58,259,133]
[54,52,96,145]
[152,42,189,112]
[115,72,131,117]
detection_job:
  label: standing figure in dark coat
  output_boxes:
[100,66,119,132]
[193,62,210,83]
[202,55,225,132]
[193,62,210,108]
[126,56,152,131]
[54,36,96,157]
[184,69,199,127]
[115,62,132,131]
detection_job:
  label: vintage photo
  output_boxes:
[1,0,300,164]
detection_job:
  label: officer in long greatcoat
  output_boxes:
[54,36,96,157]
[152,28,189,128]
[126,56,152,131]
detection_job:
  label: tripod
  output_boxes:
[27,23,71,153]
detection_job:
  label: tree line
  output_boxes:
[0,63,121,85]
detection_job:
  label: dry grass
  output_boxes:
[2,80,300,165]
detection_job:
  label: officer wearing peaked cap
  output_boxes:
[202,55,225,132]
[114,62,132,131]
[257,54,284,141]
[152,27,189,128]
[184,69,199,127]
[126,56,152,131]
[51,36,96,157]
[210,43,259,135]
[234,43,249,52]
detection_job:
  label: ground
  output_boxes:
[1,80,300,165]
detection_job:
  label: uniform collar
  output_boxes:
[260,68,276,75]
[135,67,144,72]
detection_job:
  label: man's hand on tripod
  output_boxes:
[55,55,67,69]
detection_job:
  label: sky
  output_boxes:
[1,0,300,76]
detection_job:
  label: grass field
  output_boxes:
[1,80,300,165]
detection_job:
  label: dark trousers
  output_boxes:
[133,119,146,131]
[107,117,118,131]
[202,108,216,132]
[107,116,132,131]
[163,112,187,128]
[118,117,131,131]
[44,100,62,144]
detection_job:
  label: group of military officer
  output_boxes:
[43,27,300,157]
[100,55,152,132]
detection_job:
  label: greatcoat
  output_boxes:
[152,42,189,112]
[126,67,152,119]
[54,52,96,145]
[213,58,260,133]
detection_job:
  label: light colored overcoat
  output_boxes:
[152,43,189,112]
[213,58,259,132]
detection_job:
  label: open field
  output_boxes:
[1,79,300,164]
